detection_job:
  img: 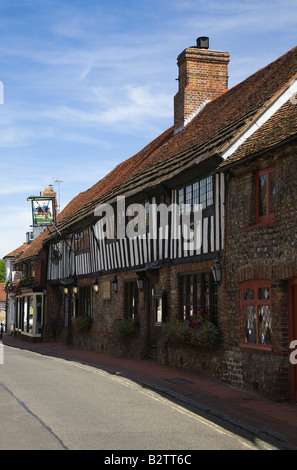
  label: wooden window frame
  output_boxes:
[178,175,214,214]
[179,272,218,325]
[124,281,138,320]
[74,228,90,252]
[241,280,272,350]
[255,167,275,225]
[78,286,92,318]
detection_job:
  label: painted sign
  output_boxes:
[31,197,55,226]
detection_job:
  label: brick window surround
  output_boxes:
[255,167,276,225]
[241,280,272,350]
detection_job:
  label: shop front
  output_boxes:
[14,289,44,341]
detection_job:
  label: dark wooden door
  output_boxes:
[288,279,297,402]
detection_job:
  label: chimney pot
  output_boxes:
[196,37,209,49]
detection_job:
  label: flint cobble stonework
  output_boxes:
[221,143,297,401]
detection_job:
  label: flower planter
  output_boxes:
[71,316,92,333]
[112,316,139,338]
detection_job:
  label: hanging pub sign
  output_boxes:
[27,196,56,226]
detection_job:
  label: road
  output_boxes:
[0,344,279,451]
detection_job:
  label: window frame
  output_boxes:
[124,281,138,320]
[78,285,92,318]
[241,280,272,350]
[255,167,276,225]
[15,292,44,337]
[179,271,218,325]
[74,228,90,252]
[178,175,214,215]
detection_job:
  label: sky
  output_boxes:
[0,0,297,260]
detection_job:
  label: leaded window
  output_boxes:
[178,176,213,214]
[242,280,272,347]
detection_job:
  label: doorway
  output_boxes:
[147,283,166,359]
[288,279,297,402]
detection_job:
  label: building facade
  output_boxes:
[3,243,29,334]
[8,39,297,402]
[3,186,57,341]
[218,94,297,401]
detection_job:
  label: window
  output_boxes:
[255,167,276,224]
[179,272,217,324]
[15,293,44,336]
[74,228,90,252]
[178,176,213,214]
[78,286,92,317]
[241,280,272,347]
[124,281,138,319]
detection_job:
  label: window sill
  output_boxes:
[248,220,275,230]
[240,342,272,351]
[15,329,41,338]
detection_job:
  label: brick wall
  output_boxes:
[174,47,229,131]
[71,272,148,359]
[33,248,48,286]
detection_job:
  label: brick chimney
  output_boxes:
[174,37,230,133]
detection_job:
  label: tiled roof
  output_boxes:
[59,126,174,220]
[18,44,297,257]
[218,93,297,170]
[15,231,49,262]
[3,243,29,259]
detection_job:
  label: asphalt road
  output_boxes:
[0,344,279,451]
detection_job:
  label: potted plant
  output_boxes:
[112,313,139,337]
[163,310,221,347]
[71,315,92,332]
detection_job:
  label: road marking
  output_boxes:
[4,347,277,450]
[0,382,68,449]
[64,359,275,450]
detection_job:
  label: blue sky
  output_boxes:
[0,0,297,259]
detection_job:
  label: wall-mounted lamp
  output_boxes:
[112,275,118,293]
[93,278,99,293]
[72,279,78,295]
[136,278,144,290]
[211,257,222,283]
[64,286,69,295]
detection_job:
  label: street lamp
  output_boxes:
[211,257,222,283]
[72,279,78,295]
[93,278,99,293]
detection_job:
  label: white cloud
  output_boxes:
[38,84,172,132]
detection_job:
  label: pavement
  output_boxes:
[2,333,297,450]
